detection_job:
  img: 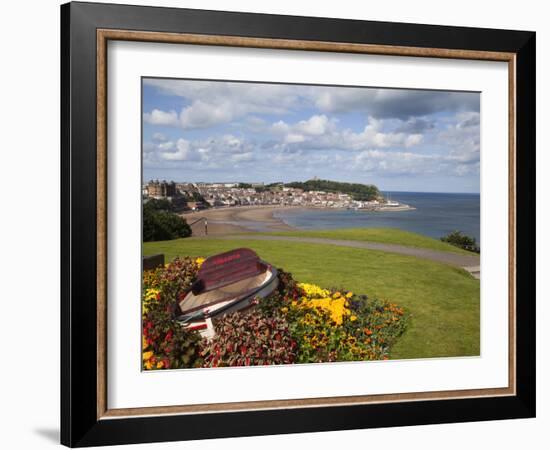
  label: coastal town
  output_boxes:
[143,179,413,212]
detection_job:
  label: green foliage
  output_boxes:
[200,311,297,367]
[143,201,192,242]
[254,186,270,193]
[441,231,480,253]
[142,258,202,370]
[179,191,210,206]
[144,197,173,211]
[284,290,409,363]
[344,295,410,355]
[284,179,380,201]
[258,269,302,316]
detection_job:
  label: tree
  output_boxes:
[284,179,380,201]
[440,231,480,253]
[144,198,173,211]
[143,201,192,242]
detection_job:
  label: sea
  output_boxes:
[273,192,480,243]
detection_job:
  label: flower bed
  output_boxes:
[142,257,410,369]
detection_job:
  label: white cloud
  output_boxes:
[271,120,290,134]
[350,117,423,149]
[405,134,424,147]
[143,109,179,126]
[142,80,479,183]
[295,115,333,136]
[160,139,190,161]
[270,115,423,152]
[285,133,306,144]
[353,149,433,175]
[231,152,254,162]
[157,141,175,151]
[143,79,305,129]
[437,112,480,164]
[152,132,167,142]
[179,100,235,129]
[149,134,256,166]
[143,79,479,134]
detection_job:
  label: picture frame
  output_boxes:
[60,1,536,447]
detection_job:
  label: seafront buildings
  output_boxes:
[143,180,390,211]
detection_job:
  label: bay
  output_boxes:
[273,192,480,243]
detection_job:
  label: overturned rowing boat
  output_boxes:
[175,248,278,337]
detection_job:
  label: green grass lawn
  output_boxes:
[251,228,475,255]
[144,236,480,360]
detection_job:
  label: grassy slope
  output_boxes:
[144,238,480,360]
[253,228,475,255]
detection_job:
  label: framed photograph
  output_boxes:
[61,1,536,447]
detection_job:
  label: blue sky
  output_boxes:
[142,78,480,193]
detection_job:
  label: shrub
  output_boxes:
[142,314,201,370]
[343,295,410,359]
[441,230,480,253]
[257,269,303,317]
[144,198,174,211]
[200,310,297,367]
[143,200,192,242]
[281,283,410,363]
[142,257,203,370]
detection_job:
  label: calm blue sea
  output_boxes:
[274,192,480,243]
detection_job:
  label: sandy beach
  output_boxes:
[181,205,297,236]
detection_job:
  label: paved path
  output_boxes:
[215,235,481,278]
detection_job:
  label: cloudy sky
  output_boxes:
[142,78,480,193]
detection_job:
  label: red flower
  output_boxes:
[164,330,173,342]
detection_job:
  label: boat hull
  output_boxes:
[176,264,279,337]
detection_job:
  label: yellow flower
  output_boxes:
[142,288,161,314]
[302,296,350,325]
[346,292,353,298]
[142,336,148,349]
[297,283,330,298]
[195,257,206,267]
[144,361,153,370]
[280,307,289,313]
[156,361,164,369]
[144,288,160,301]
[350,315,357,322]
[333,292,341,299]
[142,351,154,361]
